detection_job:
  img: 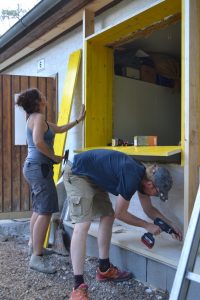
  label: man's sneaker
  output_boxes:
[69,284,89,300]
[28,245,54,256]
[96,264,132,282]
[29,254,56,274]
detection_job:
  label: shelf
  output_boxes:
[74,146,182,157]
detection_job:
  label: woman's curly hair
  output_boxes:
[16,88,42,114]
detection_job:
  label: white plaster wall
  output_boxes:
[6,26,82,102]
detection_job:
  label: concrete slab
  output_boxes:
[0,219,30,237]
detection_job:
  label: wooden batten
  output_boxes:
[183,0,200,234]
[83,9,94,38]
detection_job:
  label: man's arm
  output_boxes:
[138,192,182,241]
[138,192,168,221]
[115,194,162,235]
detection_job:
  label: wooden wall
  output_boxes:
[0,74,57,216]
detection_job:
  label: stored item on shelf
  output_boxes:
[112,138,124,146]
[112,138,119,146]
[124,67,140,79]
[134,136,157,146]
[140,65,156,84]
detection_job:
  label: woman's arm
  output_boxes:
[49,104,86,134]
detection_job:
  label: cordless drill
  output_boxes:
[141,218,176,249]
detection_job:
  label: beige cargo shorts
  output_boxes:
[63,164,114,223]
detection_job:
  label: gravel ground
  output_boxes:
[0,234,169,300]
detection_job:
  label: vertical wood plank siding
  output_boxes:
[0,75,57,214]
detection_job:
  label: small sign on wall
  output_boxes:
[14,94,27,145]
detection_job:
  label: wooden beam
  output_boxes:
[183,0,200,234]
[111,13,181,49]
[86,0,181,45]
[83,9,94,38]
[82,9,95,146]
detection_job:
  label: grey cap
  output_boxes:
[153,167,173,201]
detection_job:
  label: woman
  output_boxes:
[16,88,85,274]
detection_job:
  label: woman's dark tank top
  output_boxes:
[26,118,55,164]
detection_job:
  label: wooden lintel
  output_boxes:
[111,13,181,49]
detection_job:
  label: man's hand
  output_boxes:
[145,223,162,236]
[170,224,183,241]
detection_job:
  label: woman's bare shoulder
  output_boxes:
[28,113,45,129]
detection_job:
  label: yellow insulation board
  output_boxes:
[44,49,81,248]
[53,49,82,183]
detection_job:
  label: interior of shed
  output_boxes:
[113,20,181,163]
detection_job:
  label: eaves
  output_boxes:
[0,0,121,72]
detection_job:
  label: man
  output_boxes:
[63,149,182,300]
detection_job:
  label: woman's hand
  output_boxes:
[77,104,86,123]
[52,155,64,164]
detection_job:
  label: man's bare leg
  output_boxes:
[71,221,91,275]
[98,215,114,259]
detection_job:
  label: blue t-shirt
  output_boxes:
[72,149,145,201]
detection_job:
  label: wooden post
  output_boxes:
[183,0,200,235]
[83,9,94,38]
[82,9,95,146]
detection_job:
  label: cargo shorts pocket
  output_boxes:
[69,196,82,217]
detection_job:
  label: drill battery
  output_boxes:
[141,232,155,249]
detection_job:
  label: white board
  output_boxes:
[14,94,27,145]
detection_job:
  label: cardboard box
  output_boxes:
[125,67,140,79]
[140,65,156,84]
[134,136,157,146]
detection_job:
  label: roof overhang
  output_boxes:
[0,0,121,71]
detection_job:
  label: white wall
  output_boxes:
[113,76,181,145]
